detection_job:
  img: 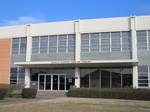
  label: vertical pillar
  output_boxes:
[130,17,138,88]
[133,66,138,88]
[74,20,81,62]
[26,24,32,62]
[24,25,32,88]
[74,20,81,88]
[130,16,138,60]
[25,68,30,88]
[75,67,80,88]
[148,66,150,88]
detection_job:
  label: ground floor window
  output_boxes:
[138,66,150,87]
[10,67,25,85]
[80,68,132,88]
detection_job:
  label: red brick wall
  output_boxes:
[0,38,11,84]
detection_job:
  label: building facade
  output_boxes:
[0,15,150,91]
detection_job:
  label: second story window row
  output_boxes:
[12,37,27,55]
[32,34,75,54]
[137,30,150,51]
[81,31,131,53]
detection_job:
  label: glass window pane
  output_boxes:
[101,70,110,88]
[101,32,110,52]
[80,69,90,88]
[12,38,19,55]
[81,34,89,52]
[137,31,147,50]
[20,37,27,54]
[49,35,57,53]
[122,31,131,51]
[122,68,132,88]
[32,37,39,54]
[148,31,150,50]
[40,36,48,54]
[90,33,99,52]
[111,32,121,51]
[138,66,148,87]
[58,35,67,53]
[10,68,17,84]
[68,34,75,53]
[90,69,100,88]
[111,69,121,88]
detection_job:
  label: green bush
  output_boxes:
[7,84,22,98]
[22,88,37,98]
[67,88,150,101]
[0,85,8,100]
[0,84,23,99]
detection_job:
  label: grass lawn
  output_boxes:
[0,97,150,112]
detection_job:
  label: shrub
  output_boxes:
[0,85,7,100]
[22,88,37,98]
[7,84,22,98]
[67,88,150,101]
[0,84,23,99]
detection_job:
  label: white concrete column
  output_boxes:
[25,68,31,88]
[130,16,138,61]
[130,17,138,88]
[133,66,138,88]
[75,67,80,88]
[74,20,81,62]
[26,24,32,62]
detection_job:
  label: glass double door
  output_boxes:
[39,74,66,91]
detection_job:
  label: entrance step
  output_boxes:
[37,91,67,98]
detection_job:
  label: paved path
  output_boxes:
[0,97,150,108]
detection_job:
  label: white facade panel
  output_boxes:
[0,16,150,38]
[0,25,26,38]
[30,21,75,36]
[79,17,130,33]
[136,16,150,30]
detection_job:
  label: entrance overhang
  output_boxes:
[14,59,138,68]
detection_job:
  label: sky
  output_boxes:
[0,0,150,26]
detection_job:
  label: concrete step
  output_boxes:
[37,91,67,98]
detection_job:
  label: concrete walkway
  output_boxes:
[0,97,150,108]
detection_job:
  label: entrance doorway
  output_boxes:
[38,74,66,91]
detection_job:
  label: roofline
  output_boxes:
[0,15,150,28]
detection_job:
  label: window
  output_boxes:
[148,31,150,50]
[137,31,147,50]
[18,68,25,84]
[81,34,89,52]
[10,68,17,84]
[111,32,121,51]
[68,34,75,52]
[12,37,27,55]
[10,67,25,85]
[80,68,132,88]
[138,66,149,87]
[90,33,99,52]
[40,36,48,54]
[12,38,19,55]
[49,35,57,53]
[20,37,27,54]
[101,32,110,52]
[32,37,39,54]
[122,31,131,51]
[122,68,132,88]
[32,34,75,54]
[81,31,131,53]
[58,35,67,53]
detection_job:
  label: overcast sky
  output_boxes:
[0,0,150,26]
